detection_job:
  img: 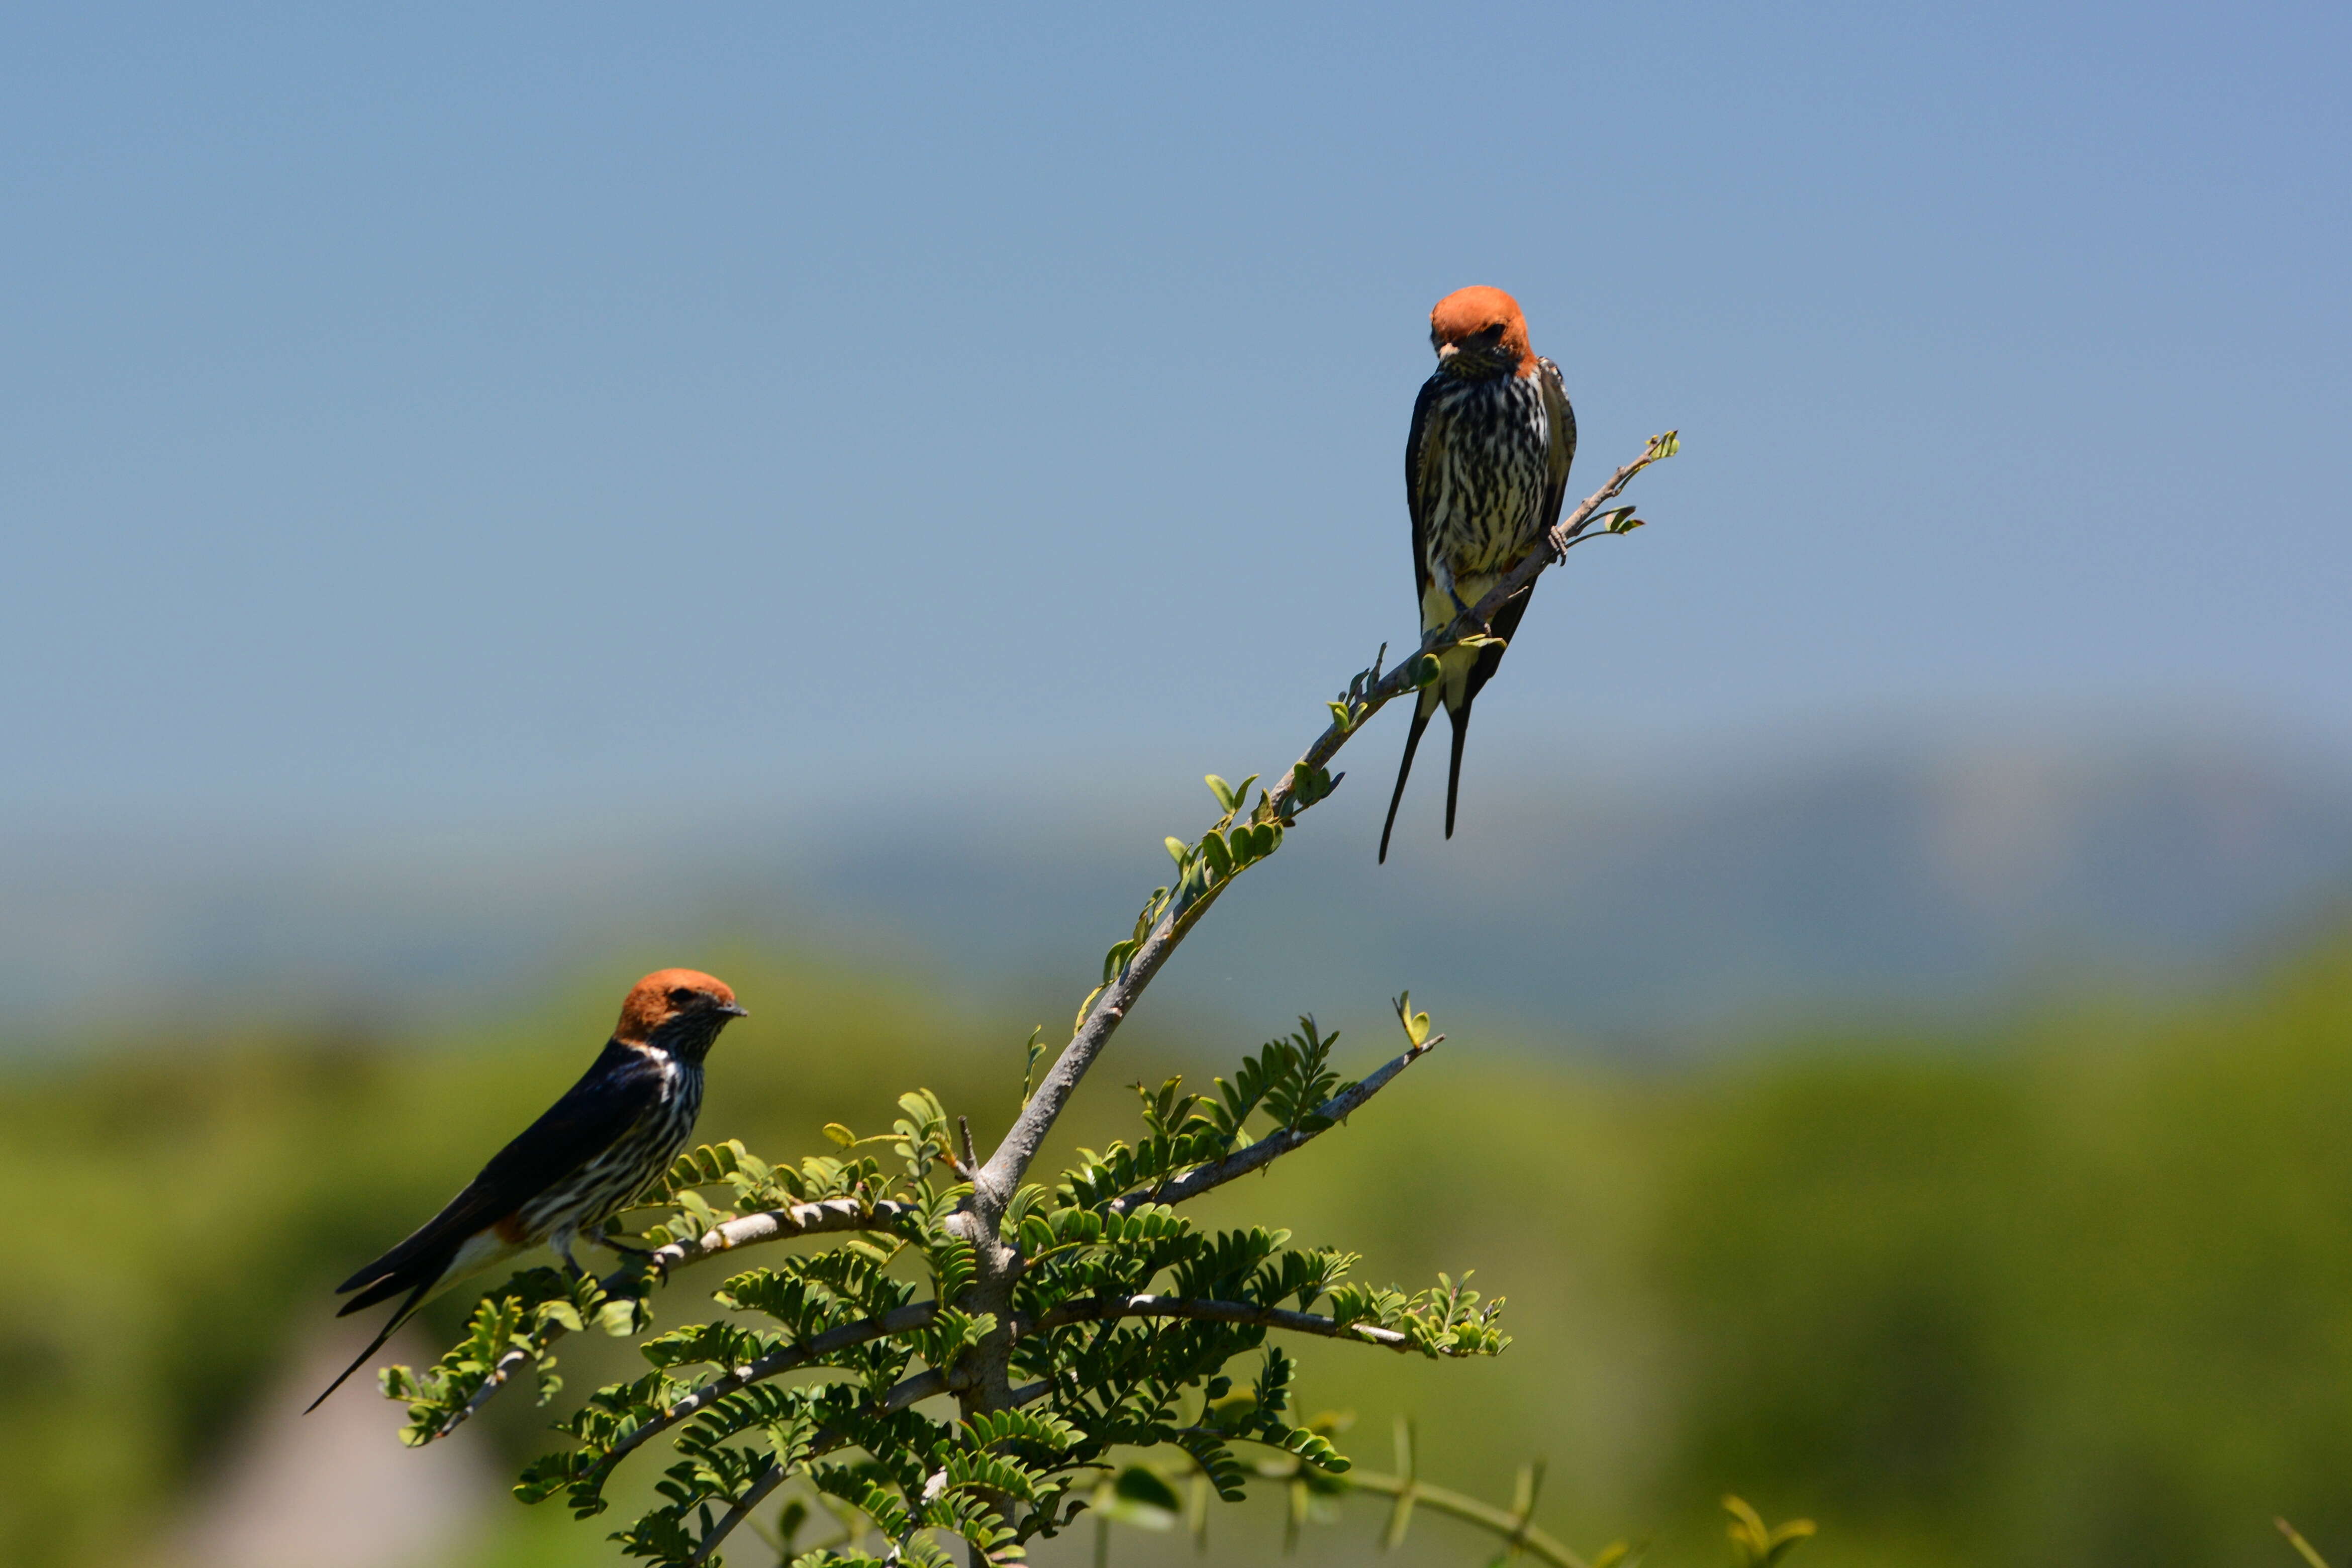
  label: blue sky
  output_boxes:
[3,3,2345,827]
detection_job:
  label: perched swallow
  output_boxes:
[1381,285,1577,862]
[308,968,745,1411]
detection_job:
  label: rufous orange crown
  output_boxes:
[1429,285,1534,371]
[615,967,739,1043]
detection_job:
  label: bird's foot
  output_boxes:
[1545,522,1573,561]
[598,1236,658,1259]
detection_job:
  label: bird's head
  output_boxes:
[616,968,747,1061]
[1429,285,1535,379]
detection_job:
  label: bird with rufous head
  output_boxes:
[1380,285,1577,862]
[307,968,747,1411]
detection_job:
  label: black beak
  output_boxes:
[717,1002,749,1019]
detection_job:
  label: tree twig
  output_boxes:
[684,1457,792,1568]
[1128,1423,1595,1568]
[1107,1034,1442,1217]
[1322,1468,1591,1568]
[653,1197,926,1273]
[1033,1294,1421,1352]
[971,886,1226,1212]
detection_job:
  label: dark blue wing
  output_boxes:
[334,1039,665,1303]
[1405,372,1440,604]
[1534,356,1578,534]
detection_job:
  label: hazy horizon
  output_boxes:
[9,718,2345,1051]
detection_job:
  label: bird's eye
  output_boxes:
[667,987,696,1006]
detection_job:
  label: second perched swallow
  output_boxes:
[1380,285,1577,861]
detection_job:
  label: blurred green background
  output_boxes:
[9,921,2352,1568]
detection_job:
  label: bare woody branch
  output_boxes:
[649,1196,927,1273]
[684,1460,791,1568]
[971,879,1231,1217]
[1108,1032,1443,1217]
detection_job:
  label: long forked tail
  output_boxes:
[1443,696,1481,839]
[306,1276,434,1414]
[1380,707,1434,863]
